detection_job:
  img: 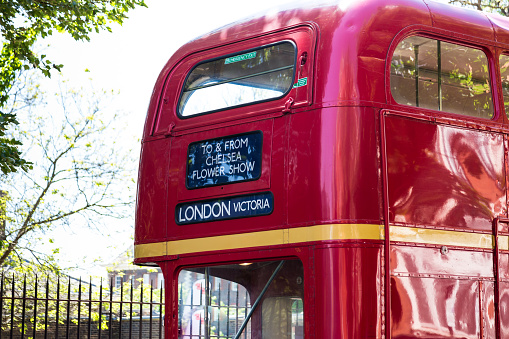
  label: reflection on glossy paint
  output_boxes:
[338,0,361,11]
[391,245,499,337]
[437,127,504,210]
[392,276,480,337]
[387,116,506,231]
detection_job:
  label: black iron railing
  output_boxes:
[0,273,164,339]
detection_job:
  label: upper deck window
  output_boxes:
[391,36,493,119]
[499,54,509,119]
[178,42,296,117]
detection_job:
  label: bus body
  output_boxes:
[134,0,509,337]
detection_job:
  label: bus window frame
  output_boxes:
[497,51,509,120]
[386,27,504,125]
[152,24,317,137]
[173,253,309,339]
[176,40,298,119]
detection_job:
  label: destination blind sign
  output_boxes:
[186,131,262,189]
[176,192,274,225]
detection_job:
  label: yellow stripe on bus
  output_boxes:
[134,223,382,258]
[134,242,167,259]
[134,224,509,259]
[389,226,494,249]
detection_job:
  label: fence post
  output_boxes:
[44,277,49,339]
[88,277,92,339]
[129,279,133,339]
[56,277,60,339]
[159,284,163,339]
[21,275,27,339]
[119,280,123,339]
[98,278,103,339]
[109,278,113,339]
[66,278,71,338]
[149,281,153,339]
[10,273,15,339]
[77,278,81,339]
[32,275,38,339]
[139,282,143,339]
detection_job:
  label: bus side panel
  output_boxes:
[287,107,380,225]
[391,276,480,338]
[314,245,382,338]
[163,260,177,339]
[391,245,495,338]
[391,246,494,278]
[500,252,509,338]
[385,115,506,232]
[482,281,496,339]
[500,282,509,338]
[135,139,169,243]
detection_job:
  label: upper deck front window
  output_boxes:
[178,42,296,117]
[390,36,493,119]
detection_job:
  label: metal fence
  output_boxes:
[0,273,164,339]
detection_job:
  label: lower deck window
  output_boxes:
[178,259,304,339]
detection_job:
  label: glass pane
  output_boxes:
[177,259,304,339]
[391,36,493,119]
[262,297,304,339]
[179,42,296,117]
[499,54,509,118]
[390,36,439,110]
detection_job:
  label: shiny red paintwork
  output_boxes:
[135,0,509,337]
[386,115,506,231]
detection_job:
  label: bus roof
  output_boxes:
[144,0,509,137]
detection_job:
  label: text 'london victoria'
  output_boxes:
[176,192,273,225]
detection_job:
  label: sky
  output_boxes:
[44,0,300,129]
[38,0,297,277]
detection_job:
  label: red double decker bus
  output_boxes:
[135,0,509,337]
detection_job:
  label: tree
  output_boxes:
[0,74,135,269]
[0,0,146,175]
[449,0,509,16]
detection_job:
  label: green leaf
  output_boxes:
[0,0,145,174]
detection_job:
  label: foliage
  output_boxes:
[449,0,509,16]
[0,73,135,269]
[0,0,146,175]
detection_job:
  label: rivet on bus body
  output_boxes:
[440,246,448,255]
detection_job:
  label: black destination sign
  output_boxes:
[176,192,273,225]
[186,132,262,189]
